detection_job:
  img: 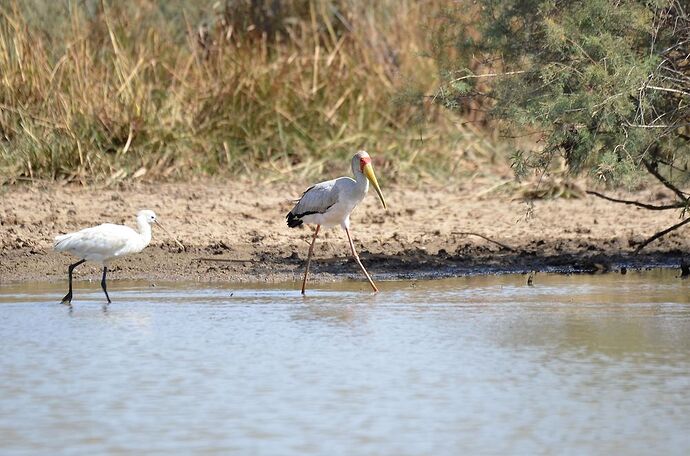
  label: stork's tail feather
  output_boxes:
[286,212,303,228]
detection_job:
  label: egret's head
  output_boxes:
[137,210,185,249]
[353,150,387,209]
[137,210,158,224]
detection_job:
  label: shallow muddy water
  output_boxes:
[1,270,690,455]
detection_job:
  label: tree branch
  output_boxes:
[452,232,518,252]
[634,217,690,253]
[643,160,689,200]
[585,190,685,210]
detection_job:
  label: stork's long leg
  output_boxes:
[301,224,321,295]
[61,259,86,304]
[101,266,112,304]
[344,227,378,292]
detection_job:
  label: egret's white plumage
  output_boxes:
[54,210,179,304]
[54,213,154,264]
[287,150,387,294]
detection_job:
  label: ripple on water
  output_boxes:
[1,270,690,455]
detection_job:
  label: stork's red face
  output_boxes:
[359,155,372,172]
[357,153,386,209]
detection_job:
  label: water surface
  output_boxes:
[1,271,690,455]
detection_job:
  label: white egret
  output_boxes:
[54,210,182,304]
[286,150,387,294]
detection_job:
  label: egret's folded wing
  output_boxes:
[54,223,133,257]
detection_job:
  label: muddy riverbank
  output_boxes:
[1,180,688,283]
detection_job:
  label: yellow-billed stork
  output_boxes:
[287,150,387,294]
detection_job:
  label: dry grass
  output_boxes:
[0,0,505,185]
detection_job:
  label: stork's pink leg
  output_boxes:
[344,227,378,292]
[301,224,321,294]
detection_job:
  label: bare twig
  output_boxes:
[645,85,690,96]
[643,160,689,200]
[634,217,690,253]
[625,122,690,129]
[198,258,256,263]
[447,70,527,84]
[198,256,358,264]
[586,190,685,210]
[452,232,518,252]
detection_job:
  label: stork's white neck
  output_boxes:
[136,215,153,247]
[352,162,370,192]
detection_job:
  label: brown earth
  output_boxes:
[1,179,689,286]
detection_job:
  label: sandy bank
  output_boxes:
[1,180,688,285]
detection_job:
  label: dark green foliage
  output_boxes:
[433,0,690,189]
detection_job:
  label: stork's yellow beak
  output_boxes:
[362,163,387,209]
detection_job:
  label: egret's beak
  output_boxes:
[154,220,186,250]
[362,163,387,209]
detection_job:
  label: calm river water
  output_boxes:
[1,270,689,455]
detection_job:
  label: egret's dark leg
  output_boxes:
[61,259,86,304]
[301,224,320,295]
[344,227,378,292]
[101,266,112,304]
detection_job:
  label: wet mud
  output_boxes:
[1,180,689,283]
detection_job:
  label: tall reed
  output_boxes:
[0,0,499,184]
